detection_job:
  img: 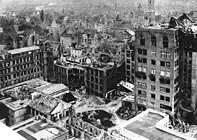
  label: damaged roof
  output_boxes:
[29,94,60,115]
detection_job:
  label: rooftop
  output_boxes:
[0,78,48,92]
[12,116,68,140]
[7,46,40,55]
[29,94,60,115]
[3,85,35,100]
[120,109,185,140]
[26,79,50,89]
[5,99,31,111]
[36,84,69,96]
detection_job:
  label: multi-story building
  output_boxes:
[0,46,43,89]
[125,41,135,84]
[131,27,180,113]
[54,56,125,98]
[85,62,125,98]
[179,28,197,112]
[42,41,60,82]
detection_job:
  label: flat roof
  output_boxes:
[0,122,26,140]
[124,111,184,140]
[8,46,40,55]
[26,79,50,89]
[5,99,31,111]
[13,117,67,140]
[36,84,69,96]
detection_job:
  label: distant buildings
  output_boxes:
[148,0,155,25]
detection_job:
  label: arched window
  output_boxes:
[140,34,145,45]
[151,35,156,46]
[163,36,169,48]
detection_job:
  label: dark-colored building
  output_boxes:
[0,46,43,89]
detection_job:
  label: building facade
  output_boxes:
[0,46,43,89]
[85,63,125,98]
[179,29,197,112]
[54,58,125,98]
[132,27,180,113]
[125,42,135,84]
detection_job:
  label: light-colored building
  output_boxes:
[0,122,26,140]
[28,93,71,122]
[5,99,31,126]
[11,116,69,140]
[129,27,180,113]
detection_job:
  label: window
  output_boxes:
[138,82,142,88]
[140,34,145,45]
[160,71,165,76]
[137,66,142,71]
[160,95,164,101]
[138,48,142,54]
[142,58,147,64]
[138,57,142,63]
[166,62,171,68]
[165,72,171,77]
[160,104,172,111]
[142,83,147,89]
[166,53,171,59]
[143,49,147,55]
[166,88,170,93]
[175,60,179,67]
[151,60,156,65]
[138,90,142,95]
[165,78,171,84]
[151,35,156,46]
[142,91,147,98]
[160,61,165,67]
[151,85,156,91]
[142,67,147,73]
[131,69,135,74]
[151,69,156,74]
[151,51,156,57]
[166,97,170,102]
[160,87,166,93]
[151,94,155,99]
[126,59,130,64]
[163,36,169,48]
[160,52,165,58]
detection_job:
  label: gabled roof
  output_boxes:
[29,93,60,115]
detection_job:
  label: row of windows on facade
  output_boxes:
[138,90,171,102]
[0,74,41,88]
[0,55,40,68]
[87,77,103,84]
[0,65,41,75]
[126,49,172,60]
[89,84,103,92]
[0,69,41,82]
[136,66,171,76]
[139,34,169,48]
[135,73,179,86]
[136,58,172,68]
[137,83,171,93]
